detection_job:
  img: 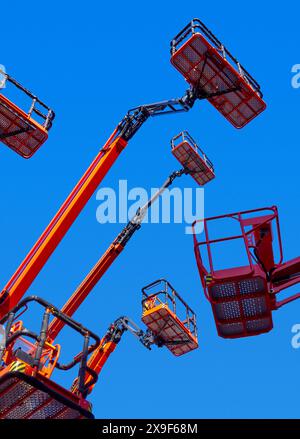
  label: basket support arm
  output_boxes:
[47,169,185,341]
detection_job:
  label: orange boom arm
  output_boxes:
[0,133,127,317]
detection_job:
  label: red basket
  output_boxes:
[0,94,48,158]
[171,131,215,186]
[171,19,266,128]
[193,206,300,338]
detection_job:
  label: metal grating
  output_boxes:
[217,322,244,336]
[214,301,241,321]
[0,373,93,419]
[172,141,215,186]
[142,305,198,356]
[209,276,273,338]
[239,277,265,295]
[211,282,237,299]
[171,33,266,128]
[0,96,48,158]
[211,277,265,300]
[242,297,267,318]
[246,318,272,333]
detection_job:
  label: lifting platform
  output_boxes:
[0,297,99,419]
[171,131,215,186]
[0,18,267,416]
[171,19,266,128]
[142,279,198,356]
[47,133,211,342]
[192,207,300,339]
[0,291,198,418]
[0,18,262,319]
[0,69,55,158]
[0,136,204,418]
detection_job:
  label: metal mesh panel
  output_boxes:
[214,301,241,320]
[246,318,272,333]
[0,374,92,419]
[55,407,83,419]
[142,305,198,356]
[211,282,238,299]
[0,97,47,158]
[0,377,32,417]
[171,34,266,128]
[6,388,50,419]
[209,276,273,338]
[242,297,267,318]
[218,322,244,336]
[172,141,214,186]
[239,277,266,295]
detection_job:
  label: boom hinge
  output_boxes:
[106,317,159,350]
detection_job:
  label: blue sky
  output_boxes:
[0,0,300,419]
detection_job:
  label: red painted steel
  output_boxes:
[0,132,126,318]
[171,33,266,128]
[193,206,300,337]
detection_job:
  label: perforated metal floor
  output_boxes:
[0,372,94,419]
[172,141,215,186]
[171,34,266,128]
[0,95,48,158]
[142,305,198,356]
[209,276,273,338]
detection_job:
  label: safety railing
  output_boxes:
[0,69,55,130]
[192,206,283,278]
[0,296,100,398]
[170,18,263,97]
[142,279,197,339]
[171,130,214,172]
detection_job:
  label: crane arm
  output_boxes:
[0,87,197,320]
[71,317,156,396]
[47,169,185,341]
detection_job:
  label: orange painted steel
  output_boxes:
[142,303,198,356]
[0,365,93,419]
[48,243,124,341]
[0,132,127,318]
[72,339,117,396]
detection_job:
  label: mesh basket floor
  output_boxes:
[142,305,198,356]
[0,372,93,419]
[0,95,48,158]
[172,141,214,186]
[171,33,266,128]
[209,276,273,338]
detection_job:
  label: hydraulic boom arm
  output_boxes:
[48,169,186,341]
[71,316,157,396]
[0,87,201,319]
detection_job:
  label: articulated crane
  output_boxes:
[0,131,209,418]
[0,18,266,319]
[0,18,266,419]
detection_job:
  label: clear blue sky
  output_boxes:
[0,0,300,419]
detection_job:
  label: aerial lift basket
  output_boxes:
[170,19,266,128]
[0,70,54,158]
[0,297,100,419]
[142,279,198,356]
[0,372,93,419]
[193,206,300,339]
[171,131,215,186]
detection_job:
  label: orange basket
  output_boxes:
[142,279,198,356]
